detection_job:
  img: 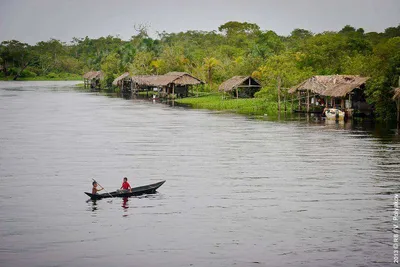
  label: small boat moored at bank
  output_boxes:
[325,108,345,121]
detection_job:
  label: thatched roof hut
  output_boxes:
[166,72,203,86]
[83,71,104,90]
[112,72,130,86]
[219,76,261,98]
[132,72,203,87]
[83,71,104,80]
[83,71,95,79]
[288,75,369,97]
[131,75,173,87]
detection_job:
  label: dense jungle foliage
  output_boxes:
[1,22,399,120]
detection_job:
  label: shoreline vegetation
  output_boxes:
[1,74,81,81]
[174,94,288,117]
[1,21,399,120]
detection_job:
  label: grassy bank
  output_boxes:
[175,94,292,116]
[1,74,82,81]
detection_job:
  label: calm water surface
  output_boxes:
[0,81,399,267]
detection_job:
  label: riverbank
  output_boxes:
[175,94,292,116]
[1,74,82,81]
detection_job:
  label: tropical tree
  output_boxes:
[100,52,121,86]
[129,51,154,75]
[203,57,221,88]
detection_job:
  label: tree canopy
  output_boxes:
[1,21,399,119]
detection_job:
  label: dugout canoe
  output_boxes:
[85,180,165,200]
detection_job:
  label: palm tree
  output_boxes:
[203,57,220,87]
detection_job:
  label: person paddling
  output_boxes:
[120,177,132,192]
[92,181,104,195]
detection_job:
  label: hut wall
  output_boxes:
[175,86,188,97]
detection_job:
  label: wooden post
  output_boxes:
[306,89,310,113]
[349,93,352,108]
[172,84,175,97]
[277,76,281,113]
[248,77,251,97]
[298,91,301,111]
[291,94,294,111]
[284,92,287,112]
[325,97,328,108]
[397,99,399,121]
[397,99,400,133]
[236,87,238,99]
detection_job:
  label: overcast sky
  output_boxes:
[0,0,399,44]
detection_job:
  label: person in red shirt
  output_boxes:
[120,177,132,192]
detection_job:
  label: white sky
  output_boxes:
[0,0,399,44]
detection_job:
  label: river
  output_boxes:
[0,81,399,267]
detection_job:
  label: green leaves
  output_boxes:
[100,52,122,87]
[1,21,399,121]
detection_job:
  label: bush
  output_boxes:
[20,69,37,78]
[46,72,58,78]
[8,67,18,76]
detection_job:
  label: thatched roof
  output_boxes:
[288,75,370,97]
[83,71,104,80]
[132,72,203,87]
[166,72,187,76]
[83,71,96,79]
[131,75,169,87]
[112,72,130,86]
[219,76,261,92]
[394,88,400,100]
[165,72,203,85]
[172,73,203,86]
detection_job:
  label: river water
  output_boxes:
[0,81,399,267]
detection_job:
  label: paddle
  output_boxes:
[92,179,114,199]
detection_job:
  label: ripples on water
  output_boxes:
[0,81,399,267]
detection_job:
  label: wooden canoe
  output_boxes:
[85,180,165,200]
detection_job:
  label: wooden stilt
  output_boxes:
[306,89,310,113]
[284,93,287,112]
[397,99,400,134]
[277,76,281,113]
[298,91,301,111]
[291,94,294,111]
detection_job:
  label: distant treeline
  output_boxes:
[1,22,399,120]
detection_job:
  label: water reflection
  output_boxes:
[122,197,129,217]
[122,197,129,210]
[87,199,98,212]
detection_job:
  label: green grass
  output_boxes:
[1,74,82,81]
[175,94,292,116]
[138,91,158,96]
